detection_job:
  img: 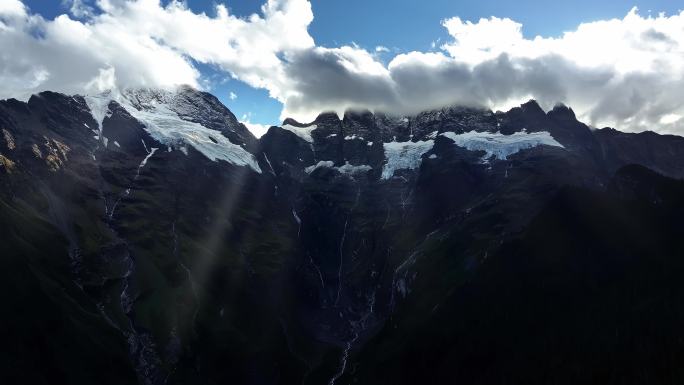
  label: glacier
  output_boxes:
[84,89,261,173]
[282,124,318,143]
[381,140,435,179]
[441,130,564,161]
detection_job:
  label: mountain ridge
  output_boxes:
[2,87,684,385]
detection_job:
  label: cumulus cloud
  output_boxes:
[432,9,684,133]
[1,1,684,135]
[62,0,95,18]
[277,8,684,134]
[239,113,270,138]
[0,0,312,100]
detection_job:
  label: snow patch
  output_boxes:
[85,93,113,147]
[84,94,111,135]
[305,160,372,176]
[263,152,276,175]
[337,161,372,175]
[139,147,157,169]
[381,140,434,179]
[282,124,317,142]
[344,134,364,141]
[425,131,438,139]
[305,160,334,174]
[440,130,564,161]
[292,208,301,225]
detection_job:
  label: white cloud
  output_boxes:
[229,91,237,100]
[63,0,95,18]
[433,8,684,133]
[277,7,684,134]
[0,0,26,18]
[1,2,684,134]
[0,0,313,102]
[660,113,681,125]
[240,113,270,138]
[0,1,200,99]
[375,45,389,53]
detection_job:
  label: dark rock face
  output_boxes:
[595,127,684,178]
[2,88,684,385]
[347,165,684,385]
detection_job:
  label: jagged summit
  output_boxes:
[548,103,577,120]
[278,99,584,144]
[9,88,684,181]
[519,99,546,115]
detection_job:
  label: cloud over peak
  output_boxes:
[279,6,684,133]
[1,1,684,135]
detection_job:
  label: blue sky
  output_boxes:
[13,0,684,132]
[31,1,681,43]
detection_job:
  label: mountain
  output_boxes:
[2,87,684,385]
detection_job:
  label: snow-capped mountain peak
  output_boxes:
[83,87,262,173]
